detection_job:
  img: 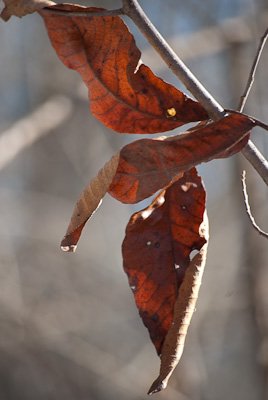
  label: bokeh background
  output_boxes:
[0,0,268,399]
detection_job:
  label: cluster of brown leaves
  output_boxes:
[2,2,258,394]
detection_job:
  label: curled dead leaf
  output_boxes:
[1,0,54,21]
[148,212,209,395]
[61,113,254,251]
[61,154,119,252]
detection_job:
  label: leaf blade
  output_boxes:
[61,154,119,252]
[109,113,255,203]
[40,4,208,134]
[61,112,255,250]
[122,168,207,356]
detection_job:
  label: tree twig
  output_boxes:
[42,7,123,17]
[0,96,73,170]
[236,28,268,186]
[238,28,268,112]
[122,0,268,186]
[241,171,268,239]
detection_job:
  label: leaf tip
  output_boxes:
[148,379,167,395]
[61,244,77,253]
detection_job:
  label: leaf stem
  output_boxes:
[225,109,268,132]
[42,7,124,18]
[122,0,268,186]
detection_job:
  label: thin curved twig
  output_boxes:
[237,28,268,237]
[238,28,268,112]
[241,171,268,239]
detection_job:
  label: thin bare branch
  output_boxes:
[0,96,72,170]
[122,0,268,186]
[242,171,268,239]
[42,6,123,18]
[238,28,268,112]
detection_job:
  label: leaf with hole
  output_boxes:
[122,168,208,393]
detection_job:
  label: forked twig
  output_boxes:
[237,28,268,238]
[240,23,268,185]
[241,171,268,239]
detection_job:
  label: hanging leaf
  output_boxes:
[109,113,255,202]
[40,4,208,134]
[122,168,207,357]
[61,112,255,251]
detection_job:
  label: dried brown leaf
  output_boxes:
[148,212,209,394]
[1,0,54,21]
[61,154,119,252]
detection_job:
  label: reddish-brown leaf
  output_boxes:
[61,112,255,251]
[122,168,207,357]
[40,4,208,134]
[109,113,255,203]
[216,133,250,158]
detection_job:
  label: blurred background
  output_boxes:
[0,0,268,399]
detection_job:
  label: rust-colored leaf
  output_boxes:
[148,214,209,394]
[40,4,208,134]
[61,154,119,252]
[122,168,207,359]
[216,133,250,158]
[61,112,254,251]
[109,113,255,203]
[1,0,54,21]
